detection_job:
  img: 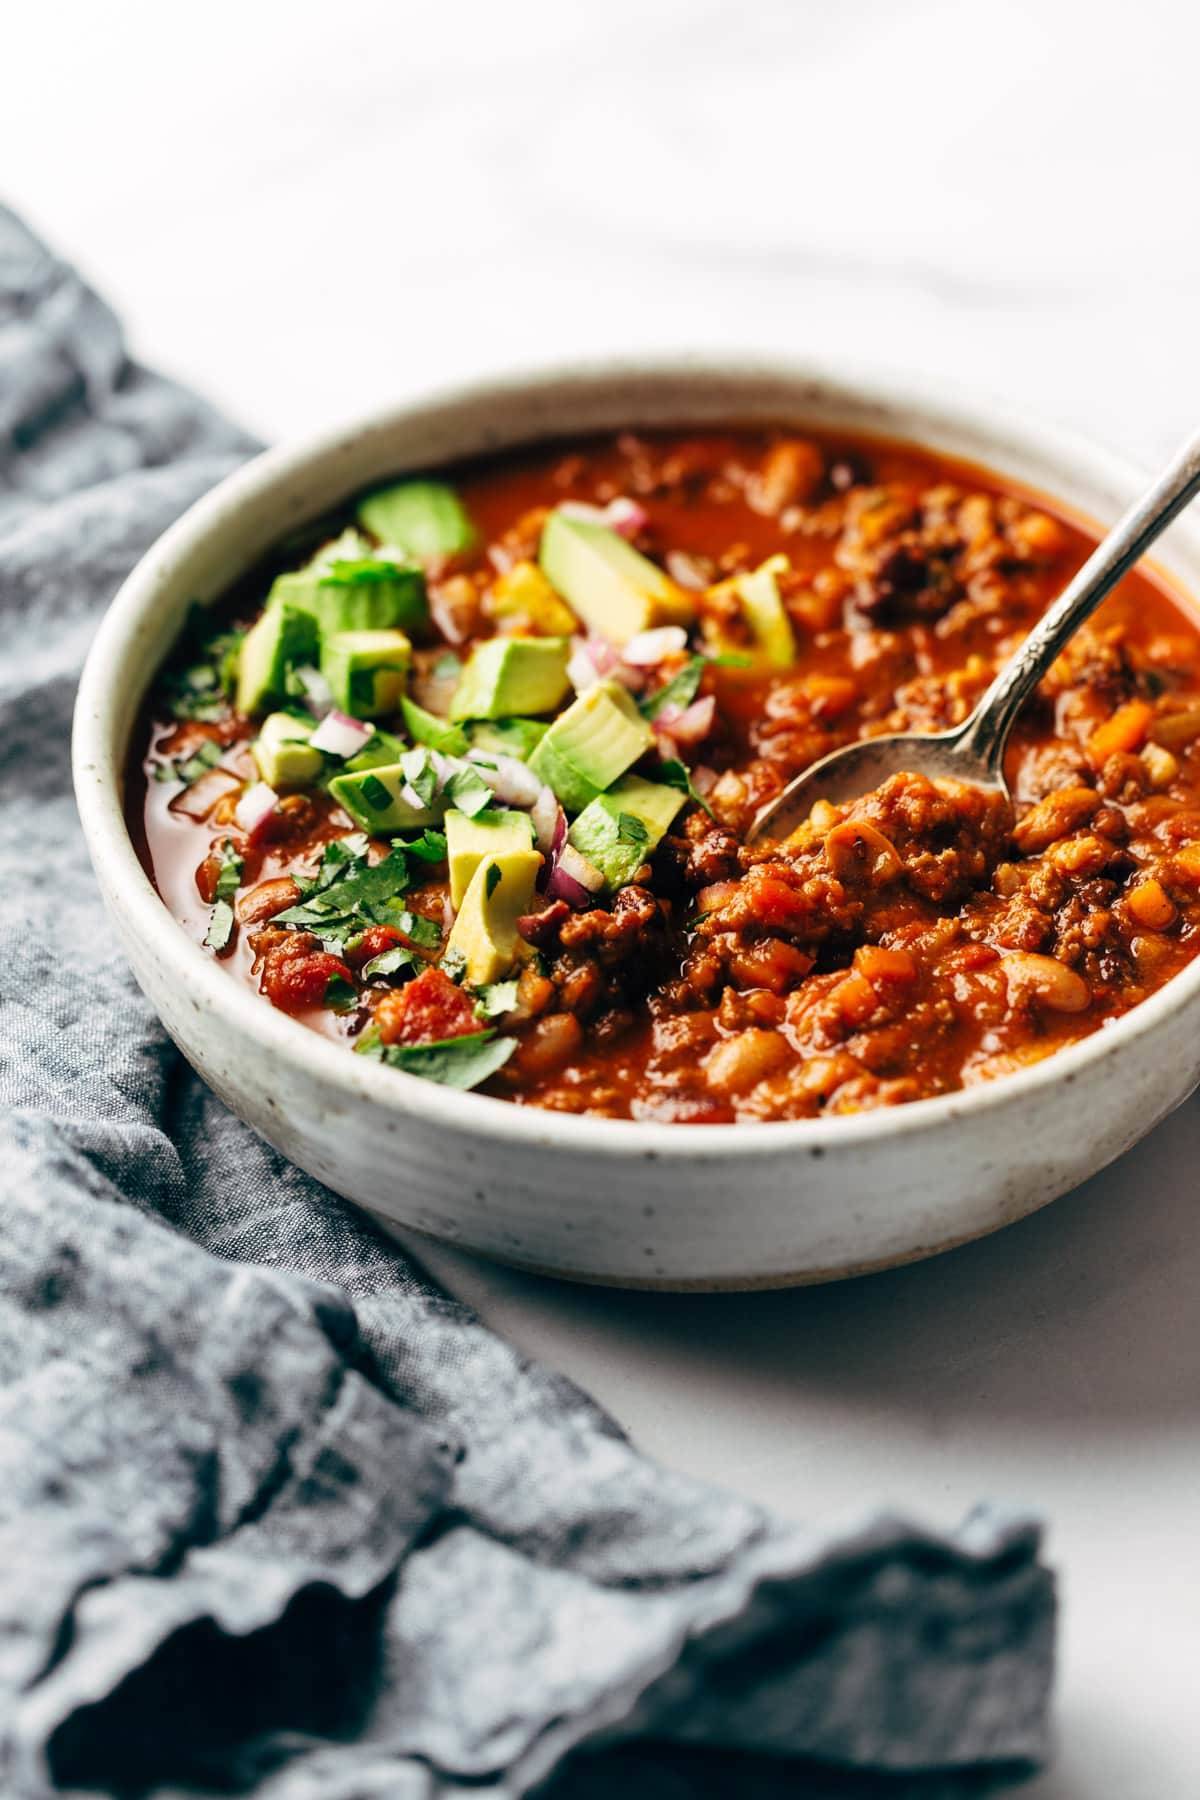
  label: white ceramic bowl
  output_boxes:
[72,358,1200,1289]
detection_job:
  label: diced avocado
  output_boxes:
[733,554,796,668]
[270,558,427,638]
[339,728,405,775]
[401,694,469,756]
[445,806,536,907]
[445,849,542,985]
[329,762,441,834]
[539,512,694,646]
[568,775,686,890]
[449,635,571,722]
[236,603,318,716]
[320,628,412,718]
[486,559,578,635]
[357,479,475,561]
[468,717,548,761]
[527,679,653,814]
[251,711,324,790]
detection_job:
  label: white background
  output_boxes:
[6,3,1198,1791]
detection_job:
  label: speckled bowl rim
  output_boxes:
[72,353,1200,1161]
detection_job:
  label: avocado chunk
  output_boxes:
[357,479,475,561]
[329,762,442,834]
[445,806,537,908]
[468,717,548,761]
[400,694,469,756]
[271,553,427,639]
[251,711,324,791]
[568,775,686,890]
[486,559,578,635]
[236,603,318,716]
[319,628,412,718]
[735,554,796,667]
[445,849,542,985]
[527,678,653,814]
[539,512,694,646]
[449,635,571,722]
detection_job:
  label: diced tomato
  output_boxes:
[261,945,352,1011]
[376,966,479,1046]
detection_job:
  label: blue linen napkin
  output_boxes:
[0,204,1053,1799]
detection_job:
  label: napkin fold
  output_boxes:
[0,204,1054,1798]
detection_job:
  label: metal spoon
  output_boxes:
[749,426,1200,842]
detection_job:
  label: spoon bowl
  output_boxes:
[751,724,1007,842]
[751,423,1200,844]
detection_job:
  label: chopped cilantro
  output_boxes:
[323,973,359,1014]
[485,862,502,899]
[203,899,235,952]
[475,977,519,1017]
[659,757,715,819]
[326,555,416,585]
[441,946,468,983]
[154,738,223,786]
[400,748,440,808]
[401,828,448,864]
[640,656,705,720]
[213,839,244,901]
[444,764,492,818]
[361,945,418,982]
[354,1022,515,1090]
[358,774,393,813]
[617,812,649,844]
[386,1031,516,1089]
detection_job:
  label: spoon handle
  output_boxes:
[958,426,1200,776]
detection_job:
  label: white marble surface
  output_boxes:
[7,2,1198,1790]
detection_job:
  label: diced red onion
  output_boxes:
[467,750,543,808]
[567,642,603,695]
[234,781,279,840]
[661,694,715,748]
[586,634,643,692]
[531,785,563,855]
[558,501,609,526]
[665,549,712,591]
[551,805,567,855]
[544,861,592,907]
[603,496,648,539]
[442,892,456,931]
[621,626,688,667]
[691,764,718,796]
[556,842,604,893]
[429,589,467,645]
[290,665,335,717]
[168,767,239,822]
[309,710,374,758]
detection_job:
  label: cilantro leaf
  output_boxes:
[323,973,359,1014]
[640,656,705,720]
[384,1031,517,1089]
[485,861,502,898]
[659,757,715,819]
[617,811,649,844]
[475,977,519,1018]
[203,899,235,952]
[444,765,492,818]
[361,945,418,982]
[154,738,223,786]
[401,828,447,863]
[213,839,244,901]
